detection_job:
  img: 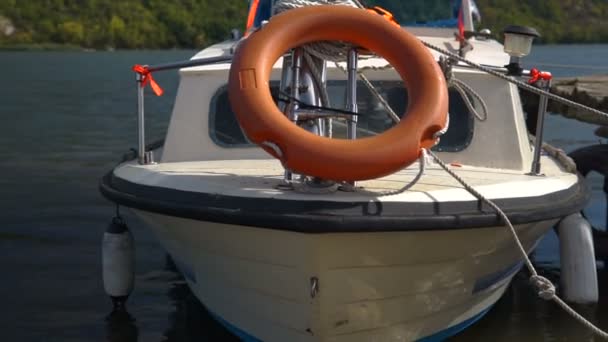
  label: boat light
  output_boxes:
[503,25,540,75]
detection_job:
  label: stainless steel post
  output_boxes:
[288,48,302,123]
[284,49,303,183]
[530,79,551,174]
[136,73,147,164]
[278,56,292,113]
[346,49,358,140]
[318,59,328,137]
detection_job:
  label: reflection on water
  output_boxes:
[103,255,240,342]
[160,257,239,342]
[104,275,240,342]
[162,282,240,342]
[106,310,138,342]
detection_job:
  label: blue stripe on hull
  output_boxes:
[473,261,523,294]
[210,311,263,342]
[416,306,493,342]
[173,258,197,283]
[210,305,493,342]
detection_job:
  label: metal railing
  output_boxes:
[346,49,359,141]
[133,55,233,164]
[133,50,553,182]
[530,78,552,175]
[447,64,552,175]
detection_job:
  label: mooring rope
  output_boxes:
[424,149,608,339]
[412,43,608,341]
[438,57,489,122]
[370,149,428,197]
[419,40,608,123]
[265,3,608,335]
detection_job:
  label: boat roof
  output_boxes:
[188,28,509,72]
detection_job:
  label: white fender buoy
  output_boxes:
[557,212,598,304]
[102,216,135,310]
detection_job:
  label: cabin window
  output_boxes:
[209,81,474,151]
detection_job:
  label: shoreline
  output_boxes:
[0,43,86,51]
[2,41,608,52]
[3,43,606,137]
[0,43,195,52]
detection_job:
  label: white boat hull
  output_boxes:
[98,18,591,340]
[135,210,554,341]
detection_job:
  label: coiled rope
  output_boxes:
[440,57,488,121]
[273,0,365,62]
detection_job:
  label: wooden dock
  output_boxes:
[521,74,608,138]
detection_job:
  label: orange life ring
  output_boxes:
[228,5,448,181]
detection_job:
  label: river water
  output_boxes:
[0,45,606,341]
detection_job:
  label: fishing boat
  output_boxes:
[100,1,592,341]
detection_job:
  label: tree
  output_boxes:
[58,21,84,44]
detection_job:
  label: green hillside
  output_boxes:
[1,0,608,50]
[372,0,608,43]
[476,0,608,43]
[0,0,247,49]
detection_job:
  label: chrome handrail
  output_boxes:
[346,48,359,140]
[146,55,233,72]
[134,51,552,181]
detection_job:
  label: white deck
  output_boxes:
[115,155,578,203]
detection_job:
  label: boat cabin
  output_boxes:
[161,29,533,171]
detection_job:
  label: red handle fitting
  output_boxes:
[366,6,400,27]
[528,68,553,84]
[132,64,164,96]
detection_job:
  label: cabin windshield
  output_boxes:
[209,80,474,152]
